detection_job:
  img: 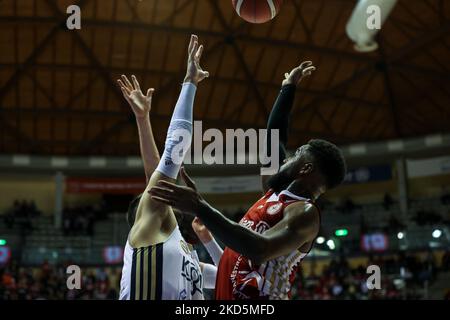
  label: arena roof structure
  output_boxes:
[0,0,449,157]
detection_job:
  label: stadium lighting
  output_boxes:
[316,237,325,244]
[335,229,348,237]
[432,229,442,239]
[326,240,336,250]
[397,232,404,240]
[0,239,6,246]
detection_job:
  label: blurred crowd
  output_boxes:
[62,202,108,236]
[1,249,449,300]
[3,200,41,232]
[291,251,449,300]
[0,260,120,300]
[1,192,449,300]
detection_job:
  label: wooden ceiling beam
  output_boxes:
[0,16,376,64]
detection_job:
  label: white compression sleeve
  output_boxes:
[203,238,224,266]
[156,83,196,179]
[202,263,217,289]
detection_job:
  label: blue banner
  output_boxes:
[343,165,392,184]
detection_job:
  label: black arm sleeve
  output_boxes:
[265,84,296,165]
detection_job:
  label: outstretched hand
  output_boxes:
[192,217,214,243]
[117,75,154,119]
[149,167,203,215]
[282,61,316,87]
[184,35,210,85]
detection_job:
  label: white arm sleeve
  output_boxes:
[202,263,217,289]
[203,238,224,266]
[156,83,196,179]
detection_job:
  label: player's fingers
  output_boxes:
[119,86,130,99]
[150,196,174,206]
[131,75,141,91]
[299,61,313,69]
[149,186,175,195]
[302,66,316,76]
[121,75,133,91]
[190,42,198,59]
[190,39,198,58]
[157,180,183,192]
[188,34,196,54]
[146,88,155,98]
[201,71,210,79]
[181,167,197,191]
[194,217,204,227]
[149,188,177,201]
[195,44,204,61]
[117,80,130,95]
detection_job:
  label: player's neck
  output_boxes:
[285,181,313,200]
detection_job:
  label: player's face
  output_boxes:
[279,145,307,174]
[267,146,307,192]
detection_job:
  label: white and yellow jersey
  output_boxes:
[119,226,204,300]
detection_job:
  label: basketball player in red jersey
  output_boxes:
[149,61,347,300]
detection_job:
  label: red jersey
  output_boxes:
[215,189,320,300]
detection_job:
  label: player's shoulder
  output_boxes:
[285,199,318,214]
[284,201,320,227]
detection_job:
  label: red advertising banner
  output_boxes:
[66,177,146,194]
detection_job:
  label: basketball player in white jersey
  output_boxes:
[117,35,219,300]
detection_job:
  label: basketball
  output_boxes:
[232,0,283,24]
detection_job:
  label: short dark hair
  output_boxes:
[306,139,347,189]
[127,194,143,228]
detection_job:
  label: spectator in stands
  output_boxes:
[3,200,42,230]
[61,203,105,236]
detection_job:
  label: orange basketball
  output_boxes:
[232,0,283,24]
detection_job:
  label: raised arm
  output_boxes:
[261,62,316,193]
[118,75,158,183]
[129,35,209,248]
[150,169,319,265]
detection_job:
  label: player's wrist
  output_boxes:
[183,75,199,86]
[199,233,213,244]
[281,81,297,89]
[282,77,299,87]
[135,113,150,122]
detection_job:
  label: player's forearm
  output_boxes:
[203,238,224,266]
[197,200,267,262]
[136,115,160,183]
[261,85,297,191]
[200,263,217,289]
[266,84,296,160]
